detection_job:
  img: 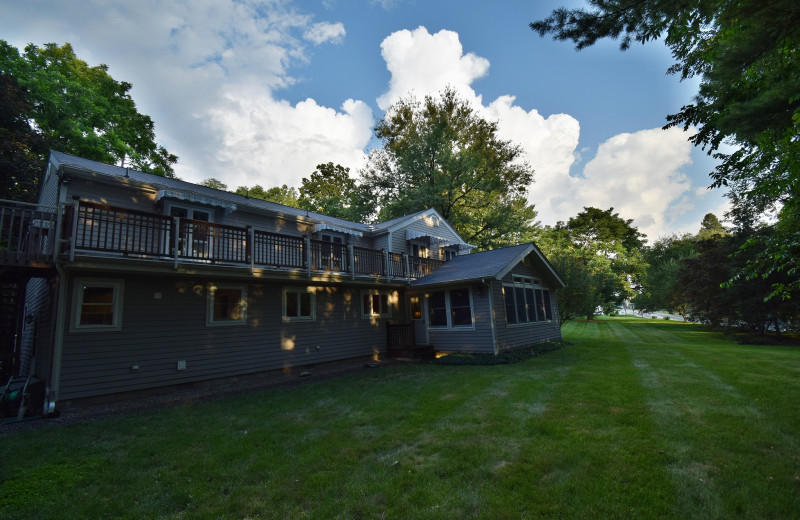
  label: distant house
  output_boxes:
[0,151,565,412]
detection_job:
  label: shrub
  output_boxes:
[432,340,568,365]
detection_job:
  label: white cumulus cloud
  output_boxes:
[304,22,346,45]
[377,27,490,110]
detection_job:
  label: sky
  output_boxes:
[0,0,731,241]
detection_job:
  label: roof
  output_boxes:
[50,151,372,233]
[411,242,566,289]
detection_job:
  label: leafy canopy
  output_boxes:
[298,163,374,222]
[362,87,537,250]
[0,40,177,192]
[531,0,800,299]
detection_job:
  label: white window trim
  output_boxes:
[427,287,475,330]
[361,290,392,319]
[71,278,124,332]
[207,283,247,326]
[283,287,316,322]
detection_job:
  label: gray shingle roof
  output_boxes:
[411,243,533,287]
[50,151,371,232]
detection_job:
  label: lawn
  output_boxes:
[1,317,799,519]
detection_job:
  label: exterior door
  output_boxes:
[168,206,212,258]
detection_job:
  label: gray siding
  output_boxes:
[38,162,61,207]
[424,285,495,354]
[58,272,395,400]
[20,277,56,378]
[493,262,562,350]
[393,216,464,259]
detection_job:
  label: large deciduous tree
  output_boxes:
[538,207,646,322]
[531,0,800,300]
[0,72,46,202]
[298,163,374,222]
[362,87,538,250]
[234,184,300,207]
[0,40,177,200]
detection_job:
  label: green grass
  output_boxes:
[2,317,799,519]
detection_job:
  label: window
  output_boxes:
[411,242,428,258]
[428,291,448,327]
[208,283,246,326]
[362,290,391,318]
[73,279,124,331]
[409,296,422,320]
[504,276,552,325]
[450,288,473,327]
[427,288,473,329]
[440,248,457,261]
[284,288,315,321]
[320,233,345,271]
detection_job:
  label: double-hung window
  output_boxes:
[207,283,247,326]
[503,276,553,325]
[362,290,391,318]
[427,288,473,329]
[73,279,124,331]
[284,288,315,321]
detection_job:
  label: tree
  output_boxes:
[696,213,728,241]
[633,233,697,315]
[362,87,538,250]
[235,184,300,207]
[531,1,800,300]
[298,163,374,222]
[0,40,177,196]
[0,72,46,202]
[536,226,605,325]
[559,207,646,319]
[200,178,228,191]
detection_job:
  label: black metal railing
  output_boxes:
[0,198,448,280]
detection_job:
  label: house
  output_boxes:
[0,151,565,413]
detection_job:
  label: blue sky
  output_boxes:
[0,0,729,240]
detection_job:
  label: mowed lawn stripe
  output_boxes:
[619,319,800,519]
[496,319,678,518]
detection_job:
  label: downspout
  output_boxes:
[485,279,498,355]
[45,263,68,414]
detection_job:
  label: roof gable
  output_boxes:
[410,242,565,289]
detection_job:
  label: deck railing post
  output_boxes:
[69,196,80,262]
[247,225,254,273]
[348,244,355,280]
[304,235,311,277]
[172,216,180,269]
[404,253,411,281]
[384,249,390,282]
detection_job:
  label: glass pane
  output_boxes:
[515,286,527,324]
[542,290,553,321]
[286,292,298,317]
[429,291,447,326]
[504,286,517,324]
[82,286,113,304]
[452,307,472,326]
[299,292,312,317]
[410,296,422,320]
[214,288,242,321]
[80,304,114,325]
[525,287,537,322]
[372,294,381,315]
[363,293,371,315]
[379,294,389,314]
[535,289,545,322]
